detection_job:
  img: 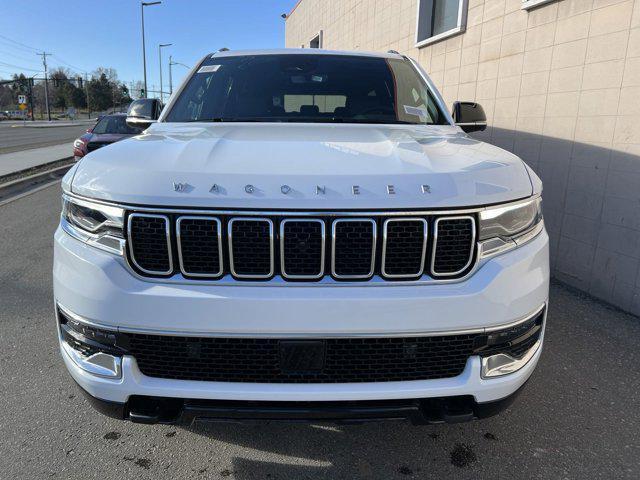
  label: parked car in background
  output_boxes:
[73,113,142,160]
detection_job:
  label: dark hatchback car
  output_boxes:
[73,114,142,160]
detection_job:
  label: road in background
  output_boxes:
[0,121,92,154]
[0,184,639,479]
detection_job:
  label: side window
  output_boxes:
[416,0,468,47]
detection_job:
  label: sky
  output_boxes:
[0,0,297,93]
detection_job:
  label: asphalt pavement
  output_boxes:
[0,121,91,154]
[0,182,639,479]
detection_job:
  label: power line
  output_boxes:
[0,60,41,73]
[0,49,42,66]
[52,54,87,73]
[0,34,41,53]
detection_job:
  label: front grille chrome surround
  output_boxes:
[176,216,223,278]
[431,216,476,277]
[280,219,326,280]
[228,217,275,279]
[331,218,377,280]
[127,213,173,276]
[381,218,428,279]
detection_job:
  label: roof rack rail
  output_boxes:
[218,47,230,52]
[387,50,400,55]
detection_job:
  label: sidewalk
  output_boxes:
[0,143,72,177]
[8,119,96,128]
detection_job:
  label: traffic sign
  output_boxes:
[19,103,27,110]
[18,94,26,104]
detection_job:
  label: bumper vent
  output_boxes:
[125,211,477,282]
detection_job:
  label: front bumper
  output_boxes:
[54,225,549,412]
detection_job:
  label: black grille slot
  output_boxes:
[432,217,475,276]
[382,219,427,277]
[229,218,273,278]
[127,334,477,383]
[281,220,324,278]
[177,217,222,277]
[332,219,376,278]
[128,214,171,274]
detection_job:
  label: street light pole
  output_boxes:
[141,1,161,98]
[158,43,172,103]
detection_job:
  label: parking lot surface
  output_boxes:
[1,183,639,479]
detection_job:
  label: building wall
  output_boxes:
[285,0,640,316]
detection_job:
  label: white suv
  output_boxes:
[54,49,548,425]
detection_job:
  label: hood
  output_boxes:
[71,123,533,209]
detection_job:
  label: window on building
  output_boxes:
[415,0,468,47]
[521,0,556,9]
[309,31,322,49]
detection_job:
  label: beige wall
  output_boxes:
[286,0,640,316]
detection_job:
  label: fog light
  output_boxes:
[57,306,123,379]
[61,341,122,379]
[481,340,541,378]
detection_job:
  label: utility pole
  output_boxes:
[84,73,90,119]
[141,1,161,99]
[38,52,52,121]
[168,55,173,96]
[158,43,172,103]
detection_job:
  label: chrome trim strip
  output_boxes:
[430,215,476,277]
[228,217,275,279]
[481,339,541,378]
[280,218,325,280]
[54,302,546,339]
[331,218,377,280]
[60,217,125,256]
[61,340,122,379]
[63,191,540,218]
[176,216,223,278]
[127,213,173,275]
[381,218,428,279]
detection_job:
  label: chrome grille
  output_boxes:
[127,214,172,275]
[176,216,222,277]
[432,216,475,276]
[382,218,428,278]
[280,219,325,279]
[228,218,274,279]
[331,219,376,279]
[126,211,476,282]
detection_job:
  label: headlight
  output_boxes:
[61,195,125,255]
[478,196,543,258]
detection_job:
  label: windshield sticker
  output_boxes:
[197,65,221,74]
[404,105,429,118]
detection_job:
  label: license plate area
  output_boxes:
[279,340,326,374]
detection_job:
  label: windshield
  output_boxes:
[92,116,142,135]
[165,54,448,125]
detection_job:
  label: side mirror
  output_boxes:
[452,102,487,133]
[126,116,157,129]
[126,98,162,129]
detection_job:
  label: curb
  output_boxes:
[0,156,74,185]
